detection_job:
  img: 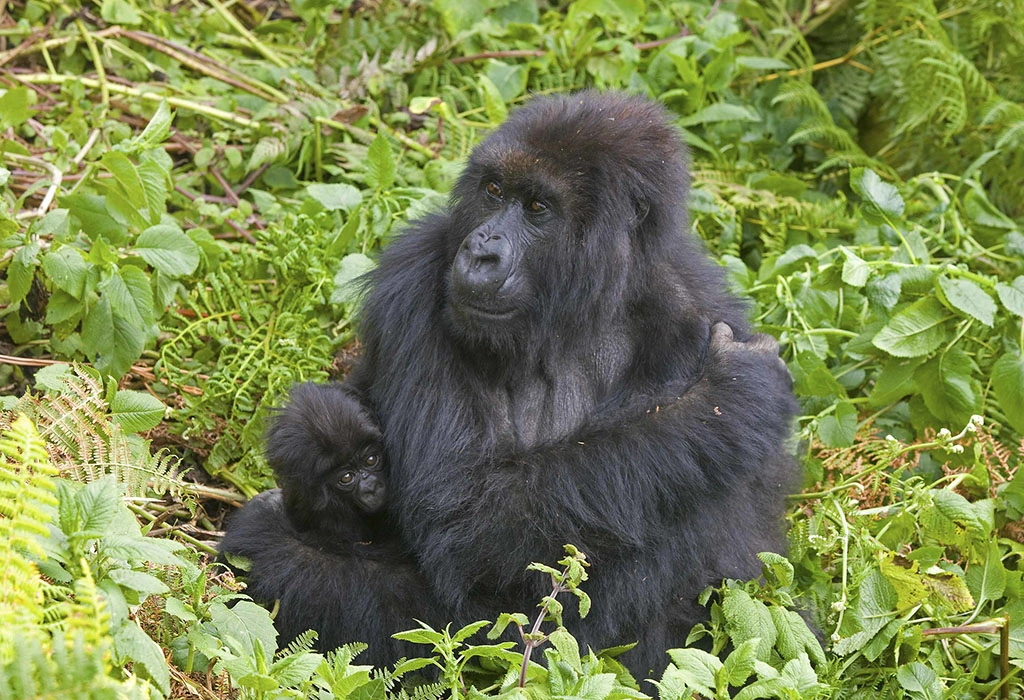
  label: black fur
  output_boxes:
[221,91,798,678]
[219,384,437,665]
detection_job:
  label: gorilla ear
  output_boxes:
[631,197,651,231]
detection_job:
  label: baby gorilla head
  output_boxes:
[266,383,386,533]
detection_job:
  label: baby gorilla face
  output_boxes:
[334,445,386,514]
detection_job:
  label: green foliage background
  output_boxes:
[1,0,1023,697]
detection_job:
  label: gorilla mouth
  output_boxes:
[456,301,518,321]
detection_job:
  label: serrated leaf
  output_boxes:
[63,192,127,245]
[678,102,760,127]
[867,358,921,408]
[547,627,582,673]
[479,75,508,124]
[937,276,996,326]
[992,351,1024,434]
[0,86,35,128]
[851,168,904,221]
[82,297,147,377]
[247,137,287,171]
[366,133,395,190]
[41,246,88,299]
[896,662,941,700]
[105,534,186,566]
[111,390,166,433]
[113,621,170,694]
[135,224,200,277]
[872,297,950,358]
[664,648,721,695]
[866,272,902,311]
[76,478,120,533]
[722,638,759,686]
[965,541,1006,606]
[101,151,149,217]
[108,569,169,597]
[8,242,40,304]
[722,589,776,661]
[306,183,362,211]
[137,100,173,149]
[996,277,1024,318]
[137,157,169,226]
[769,607,825,666]
[100,267,152,328]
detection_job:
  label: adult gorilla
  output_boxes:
[222,91,798,677]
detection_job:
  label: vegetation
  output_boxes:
[1,0,1022,697]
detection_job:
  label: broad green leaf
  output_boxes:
[916,348,981,426]
[0,86,35,128]
[721,638,759,687]
[9,242,40,304]
[841,247,869,287]
[101,151,149,216]
[82,297,147,377]
[937,276,996,326]
[63,192,127,245]
[769,607,825,666]
[101,0,142,25]
[332,253,376,304]
[965,541,1006,605]
[567,0,644,29]
[817,400,857,447]
[41,246,88,299]
[992,351,1024,434]
[865,272,902,311]
[76,477,120,533]
[478,75,508,124]
[107,569,169,597]
[547,627,582,673]
[663,648,721,696]
[100,266,154,328]
[736,56,791,70]
[872,298,949,358]
[722,589,776,661]
[896,662,941,700]
[135,224,200,277]
[113,621,170,695]
[931,490,993,534]
[137,156,169,226]
[33,363,74,392]
[306,183,361,211]
[247,137,286,171]
[366,133,396,191]
[867,358,921,408]
[104,534,185,566]
[111,390,166,433]
[484,60,529,102]
[137,100,173,149]
[851,168,904,221]
[678,102,760,127]
[996,276,1024,317]
[163,596,197,623]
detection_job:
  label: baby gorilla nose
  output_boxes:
[453,228,513,296]
[356,473,387,514]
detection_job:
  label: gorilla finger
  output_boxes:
[710,322,736,349]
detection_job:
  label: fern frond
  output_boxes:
[66,558,112,659]
[0,414,59,661]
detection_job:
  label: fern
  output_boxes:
[12,369,185,498]
[0,414,58,661]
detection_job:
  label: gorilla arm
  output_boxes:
[424,324,797,600]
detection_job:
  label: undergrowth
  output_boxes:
[1,0,1023,698]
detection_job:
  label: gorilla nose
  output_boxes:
[453,229,513,295]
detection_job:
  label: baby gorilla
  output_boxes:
[219,383,435,664]
[268,382,387,543]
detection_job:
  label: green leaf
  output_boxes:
[0,86,35,128]
[722,589,776,661]
[916,348,981,426]
[100,266,154,328]
[721,638,759,687]
[817,401,857,448]
[306,183,361,211]
[663,648,721,696]
[840,247,869,287]
[135,224,200,277]
[111,390,166,433]
[678,102,761,127]
[851,168,904,221]
[366,133,395,191]
[113,621,170,694]
[992,351,1024,434]
[76,478,120,534]
[101,0,142,25]
[63,192,127,245]
[137,157,169,226]
[107,569,169,597]
[896,662,942,700]
[871,297,949,358]
[479,75,508,124]
[101,152,149,217]
[769,607,825,666]
[104,534,185,566]
[8,242,40,304]
[34,363,74,392]
[937,276,996,326]
[867,358,921,408]
[996,277,1024,317]
[865,272,902,311]
[137,101,173,149]
[81,297,147,377]
[41,246,88,299]
[547,627,582,673]
[965,541,1006,605]
[332,253,376,304]
[736,56,791,70]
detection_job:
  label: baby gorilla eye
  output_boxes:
[365,453,379,468]
[528,200,547,213]
[339,471,355,486]
[485,182,503,199]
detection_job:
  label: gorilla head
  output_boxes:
[445,92,694,356]
[266,383,386,533]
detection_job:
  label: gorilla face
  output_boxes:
[446,163,568,339]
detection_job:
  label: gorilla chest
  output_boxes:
[485,369,596,447]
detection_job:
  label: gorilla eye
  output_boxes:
[365,453,379,468]
[339,472,355,485]
[485,182,503,199]
[528,200,547,213]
